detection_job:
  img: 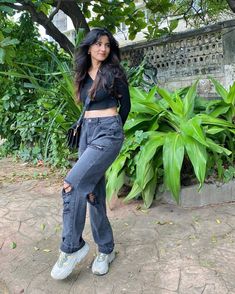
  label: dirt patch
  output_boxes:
[0,157,66,185]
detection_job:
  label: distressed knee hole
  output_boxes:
[63,181,72,193]
[87,193,97,205]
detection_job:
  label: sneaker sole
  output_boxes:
[92,252,116,276]
[51,243,90,280]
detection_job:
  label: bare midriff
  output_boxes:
[84,107,118,118]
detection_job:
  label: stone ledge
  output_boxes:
[158,180,235,208]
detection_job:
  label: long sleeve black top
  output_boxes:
[80,74,131,125]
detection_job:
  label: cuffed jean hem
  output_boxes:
[98,243,114,254]
[60,239,86,254]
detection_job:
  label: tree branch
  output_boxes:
[52,0,89,33]
[47,0,62,23]
[15,0,75,54]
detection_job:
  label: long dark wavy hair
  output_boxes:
[74,28,127,100]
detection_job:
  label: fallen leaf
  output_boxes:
[211,236,217,243]
[140,209,149,214]
[43,249,51,253]
[54,225,61,233]
[155,220,174,225]
[40,224,46,231]
[216,219,221,224]
[10,242,17,249]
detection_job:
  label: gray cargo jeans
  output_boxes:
[60,115,124,254]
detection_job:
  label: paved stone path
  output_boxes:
[1,157,235,294]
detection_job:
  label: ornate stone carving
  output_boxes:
[121,20,235,97]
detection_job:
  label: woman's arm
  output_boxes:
[115,78,131,125]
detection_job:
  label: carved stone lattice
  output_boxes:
[121,20,235,97]
[122,32,223,83]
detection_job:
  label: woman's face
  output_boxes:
[88,35,111,64]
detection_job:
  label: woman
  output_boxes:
[51,28,131,280]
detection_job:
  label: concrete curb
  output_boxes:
[159,180,235,208]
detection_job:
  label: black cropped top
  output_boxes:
[80,74,131,125]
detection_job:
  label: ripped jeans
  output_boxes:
[60,115,124,254]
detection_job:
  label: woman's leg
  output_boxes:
[61,116,123,254]
[51,116,124,279]
[89,176,114,254]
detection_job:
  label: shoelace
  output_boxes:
[57,252,69,267]
[97,253,107,262]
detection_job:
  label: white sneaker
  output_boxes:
[92,251,115,275]
[51,242,89,280]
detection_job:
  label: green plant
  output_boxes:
[106,82,235,208]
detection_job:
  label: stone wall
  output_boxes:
[121,19,235,98]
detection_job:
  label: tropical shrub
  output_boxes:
[0,14,80,167]
[106,81,235,208]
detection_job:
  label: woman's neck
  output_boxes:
[90,59,101,70]
[88,62,101,79]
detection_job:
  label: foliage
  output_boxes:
[0,0,234,54]
[106,80,235,208]
[0,14,79,167]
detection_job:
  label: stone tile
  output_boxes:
[1,158,235,294]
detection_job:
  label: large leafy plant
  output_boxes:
[106,82,235,208]
[0,14,80,166]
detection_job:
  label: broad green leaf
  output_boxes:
[183,135,207,187]
[206,138,231,156]
[209,105,230,118]
[181,117,208,147]
[169,19,179,31]
[146,86,157,102]
[142,168,158,208]
[156,86,183,116]
[210,77,228,102]
[148,115,159,131]
[136,135,164,188]
[139,162,154,190]
[206,126,225,135]
[199,114,235,129]
[183,81,198,119]
[0,48,5,64]
[124,116,152,131]
[130,87,148,100]
[124,181,142,203]
[107,170,125,201]
[163,133,184,203]
[225,108,234,123]
[106,154,128,199]
[131,100,162,114]
[227,81,235,105]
